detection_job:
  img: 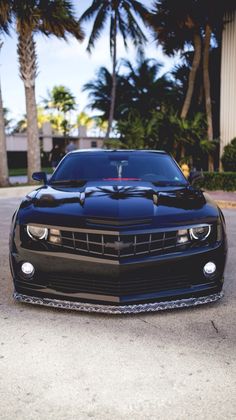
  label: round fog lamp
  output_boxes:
[203,262,216,276]
[21,262,35,277]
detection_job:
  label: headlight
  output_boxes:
[27,225,48,240]
[189,225,211,241]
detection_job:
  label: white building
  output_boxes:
[6,122,105,154]
[220,11,236,156]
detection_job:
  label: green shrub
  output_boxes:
[195,172,236,191]
[221,138,236,171]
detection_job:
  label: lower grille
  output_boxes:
[36,264,213,297]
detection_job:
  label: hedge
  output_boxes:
[195,172,236,191]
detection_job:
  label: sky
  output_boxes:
[0,0,180,124]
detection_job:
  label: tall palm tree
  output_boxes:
[0,2,11,187]
[149,0,202,121]
[80,0,149,139]
[11,0,83,182]
[150,0,236,169]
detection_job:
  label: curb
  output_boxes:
[0,186,35,199]
[215,200,236,209]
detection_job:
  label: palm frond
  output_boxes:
[79,0,104,22]
[38,0,84,41]
[0,0,12,34]
[117,11,129,50]
[13,0,84,40]
[126,0,150,21]
[86,3,108,53]
[122,4,147,46]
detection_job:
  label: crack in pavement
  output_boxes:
[211,320,219,333]
[138,318,159,329]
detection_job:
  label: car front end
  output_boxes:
[9,150,227,314]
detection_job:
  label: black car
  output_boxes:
[9,150,227,314]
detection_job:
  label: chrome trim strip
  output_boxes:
[24,222,214,236]
[13,291,224,315]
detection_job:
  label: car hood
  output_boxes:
[20,181,219,228]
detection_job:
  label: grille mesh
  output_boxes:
[57,229,181,259]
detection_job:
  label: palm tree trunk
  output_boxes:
[17,32,41,182]
[179,30,201,159]
[180,30,202,119]
[203,23,214,172]
[0,76,9,187]
[106,14,117,139]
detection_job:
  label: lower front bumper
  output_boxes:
[13,290,224,315]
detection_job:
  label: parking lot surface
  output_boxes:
[0,197,235,420]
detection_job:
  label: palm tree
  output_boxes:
[0,2,11,187]
[120,53,178,118]
[83,54,177,122]
[43,85,77,135]
[149,0,202,121]
[79,0,149,139]
[150,0,236,169]
[11,0,83,182]
[83,66,119,121]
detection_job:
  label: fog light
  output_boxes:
[21,262,35,277]
[203,262,216,276]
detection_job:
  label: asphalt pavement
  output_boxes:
[0,197,235,420]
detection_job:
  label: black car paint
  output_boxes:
[9,150,227,310]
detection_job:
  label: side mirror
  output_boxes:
[188,170,204,185]
[32,172,48,185]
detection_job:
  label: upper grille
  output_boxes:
[55,229,182,260]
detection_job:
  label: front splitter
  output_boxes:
[13,291,224,315]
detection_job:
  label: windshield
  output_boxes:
[50,152,187,185]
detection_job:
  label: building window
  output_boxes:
[91,141,97,148]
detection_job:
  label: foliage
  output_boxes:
[80,0,149,136]
[118,54,181,119]
[103,138,123,149]
[3,107,14,133]
[116,109,208,160]
[83,54,180,122]
[77,112,94,130]
[43,85,76,114]
[83,67,114,121]
[12,0,84,41]
[117,111,146,149]
[42,85,77,135]
[12,107,63,134]
[221,138,236,171]
[79,0,148,54]
[195,172,236,191]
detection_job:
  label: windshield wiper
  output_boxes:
[50,179,87,186]
[152,181,187,187]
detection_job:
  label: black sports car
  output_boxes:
[9,150,227,314]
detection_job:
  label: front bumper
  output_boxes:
[13,291,224,315]
[11,237,226,312]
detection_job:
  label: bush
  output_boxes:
[195,172,236,191]
[221,138,236,171]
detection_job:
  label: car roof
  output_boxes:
[71,149,168,155]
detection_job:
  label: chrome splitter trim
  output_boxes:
[13,291,224,315]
